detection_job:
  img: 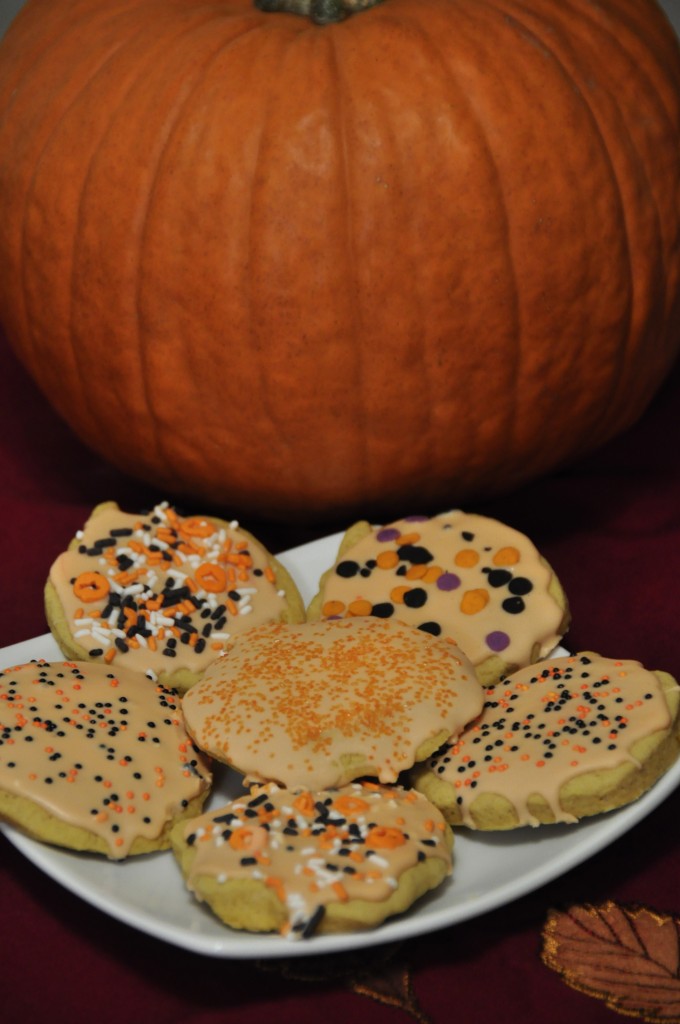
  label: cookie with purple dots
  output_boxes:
[307,511,570,686]
[171,781,453,939]
[45,501,306,693]
[410,653,680,829]
[0,659,212,858]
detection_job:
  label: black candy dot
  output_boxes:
[418,622,442,636]
[485,569,513,587]
[397,544,433,565]
[403,587,428,608]
[502,597,526,614]
[508,577,533,596]
[370,603,395,618]
[336,561,360,578]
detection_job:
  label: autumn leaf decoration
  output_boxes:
[542,901,680,1021]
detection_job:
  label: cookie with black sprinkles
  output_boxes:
[45,500,306,693]
[0,659,212,858]
[410,653,680,829]
[171,781,453,939]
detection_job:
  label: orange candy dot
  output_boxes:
[180,517,215,538]
[376,550,400,569]
[347,599,372,616]
[322,600,346,618]
[493,546,521,566]
[229,826,269,854]
[390,585,410,604]
[73,571,110,603]
[406,564,427,580]
[460,589,489,615]
[194,562,228,593]
[333,794,370,816]
[422,566,443,583]
[454,549,479,568]
[365,826,407,849]
[292,792,315,816]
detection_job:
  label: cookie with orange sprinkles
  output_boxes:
[0,659,212,858]
[45,501,306,693]
[307,511,570,686]
[181,616,485,790]
[410,653,680,829]
[171,781,453,939]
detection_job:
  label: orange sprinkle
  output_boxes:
[331,881,349,902]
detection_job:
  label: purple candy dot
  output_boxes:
[376,528,401,542]
[486,631,510,653]
[436,572,461,591]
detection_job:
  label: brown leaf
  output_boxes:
[350,962,433,1024]
[542,901,680,1021]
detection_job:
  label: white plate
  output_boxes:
[2,531,680,959]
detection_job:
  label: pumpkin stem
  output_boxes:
[255,0,383,24]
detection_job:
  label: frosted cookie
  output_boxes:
[46,501,305,692]
[308,511,570,686]
[171,781,452,939]
[182,617,484,790]
[0,659,212,858]
[411,653,680,829]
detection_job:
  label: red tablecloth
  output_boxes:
[2,330,680,1024]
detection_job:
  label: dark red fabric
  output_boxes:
[1,327,680,1023]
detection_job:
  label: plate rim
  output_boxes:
[2,531,680,959]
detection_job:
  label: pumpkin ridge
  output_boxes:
[489,0,638,438]
[126,16,276,469]
[245,49,286,461]
[558,0,674,412]
[326,27,370,485]
[14,7,147,410]
[2,0,680,517]
[409,3,523,473]
[69,20,181,448]
[552,0,676,432]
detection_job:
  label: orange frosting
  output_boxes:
[318,511,566,670]
[49,502,287,675]
[0,660,212,857]
[182,617,484,790]
[420,653,674,826]
[180,781,452,939]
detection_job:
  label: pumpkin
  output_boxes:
[1,0,680,520]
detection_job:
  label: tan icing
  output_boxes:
[49,502,288,676]
[182,617,484,790]
[421,654,673,826]
[0,660,212,857]
[180,781,452,938]
[317,511,566,672]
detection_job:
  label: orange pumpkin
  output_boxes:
[1,0,679,519]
